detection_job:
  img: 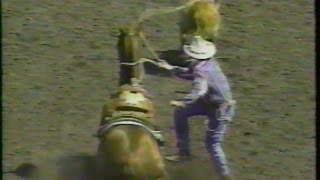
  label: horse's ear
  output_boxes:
[119,27,125,34]
[119,24,129,34]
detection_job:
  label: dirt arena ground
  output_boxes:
[2,0,315,179]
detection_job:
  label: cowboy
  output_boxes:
[158,36,236,180]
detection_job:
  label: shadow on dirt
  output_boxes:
[3,162,39,179]
[55,154,195,180]
[4,155,213,180]
[55,155,209,180]
[143,62,171,77]
[166,161,217,180]
[3,155,97,180]
[56,154,96,180]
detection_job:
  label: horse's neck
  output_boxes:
[131,78,140,87]
[130,80,148,94]
[118,35,144,85]
[125,81,152,99]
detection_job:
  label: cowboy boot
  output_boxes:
[165,151,192,162]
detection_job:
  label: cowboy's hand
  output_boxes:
[169,100,185,107]
[158,60,174,70]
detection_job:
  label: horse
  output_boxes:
[179,0,221,48]
[95,25,168,180]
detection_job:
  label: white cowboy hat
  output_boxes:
[183,36,217,60]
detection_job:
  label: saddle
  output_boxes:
[97,84,164,146]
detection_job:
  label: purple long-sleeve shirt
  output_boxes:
[173,58,233,105]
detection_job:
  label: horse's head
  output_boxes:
[117,24,145,85]
[117,25,141,62]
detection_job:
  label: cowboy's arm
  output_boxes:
[180,70,208,105]
[157,60,193,80]
[172,68,194,81]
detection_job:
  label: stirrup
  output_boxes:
[153,131,165,147]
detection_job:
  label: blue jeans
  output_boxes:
[173,100,235,176]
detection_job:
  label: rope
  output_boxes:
[139,32,162,62]
[120,1,200,71]
[120,58,159,66]
[121,58,188,71]
[119,32,188,71]
[121,28,188,70]
[137,0,200,23]
[131,1,202,70]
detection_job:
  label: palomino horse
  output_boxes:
[95,25,168,180]
[179,0,221,48]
